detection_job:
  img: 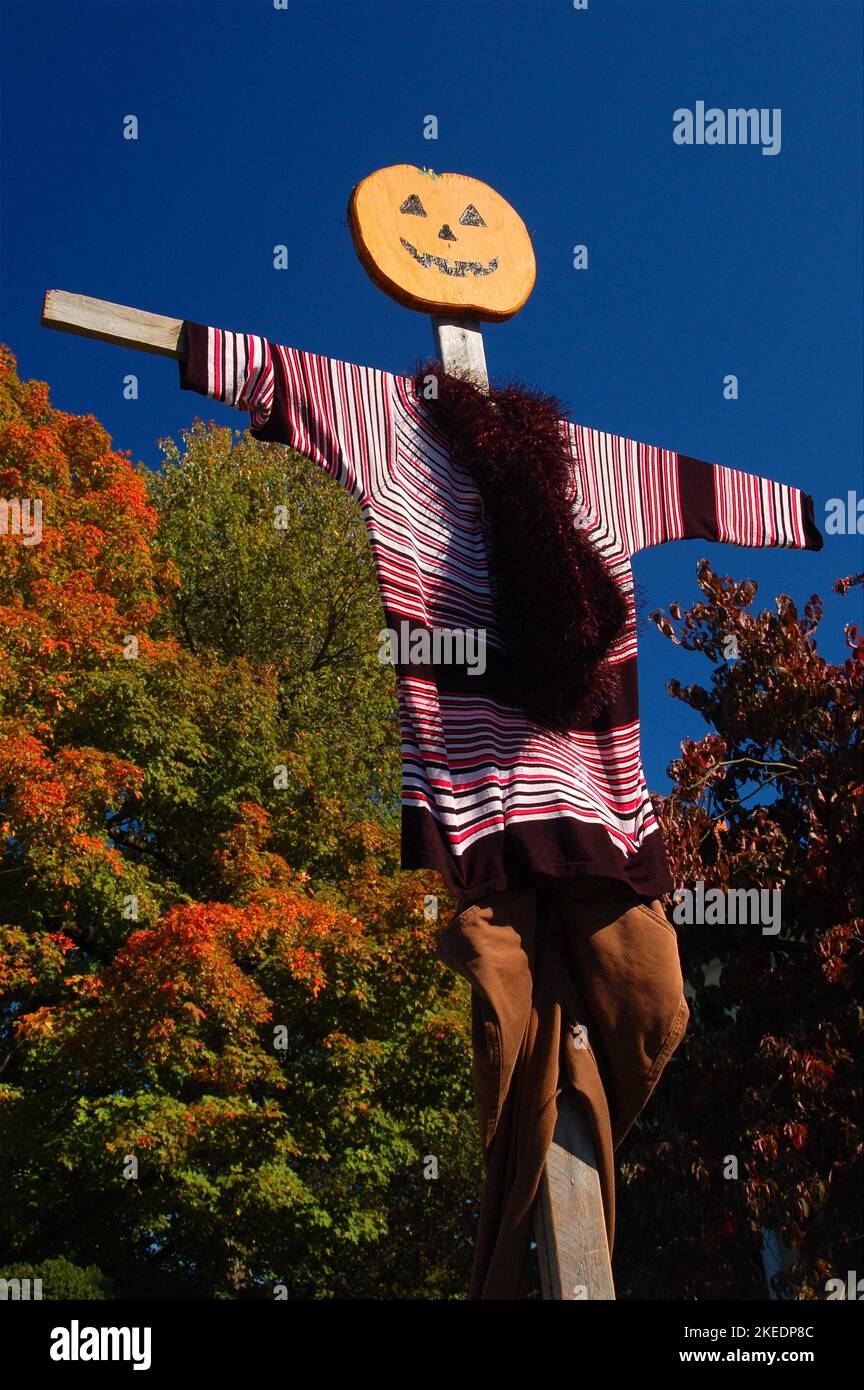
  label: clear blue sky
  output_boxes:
[1,0,861,790]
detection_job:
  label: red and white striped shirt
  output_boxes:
[179,323,823,899]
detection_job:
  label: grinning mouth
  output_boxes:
[400,238,499,279]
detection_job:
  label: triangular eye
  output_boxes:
[459,204,486,227]
[399,194,427,216]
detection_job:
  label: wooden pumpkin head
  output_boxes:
[348,165,536,322]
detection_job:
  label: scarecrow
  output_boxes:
[43,164,823,1300]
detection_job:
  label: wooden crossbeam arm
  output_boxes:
[41,290,186,358]
[41,294,492,384]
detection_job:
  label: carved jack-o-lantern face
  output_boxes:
[348,165,536,321]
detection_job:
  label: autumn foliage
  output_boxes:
[617,564,862,1299]
[0,346,474,1298]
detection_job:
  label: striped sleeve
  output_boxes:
[178,321,393,502]
[179,322,275,429]
[573,424,823,555]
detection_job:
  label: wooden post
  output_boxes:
[535,1090,616,1300]
[431,317,489,389]
[431,312,615,1303]
[42,289,615,1301]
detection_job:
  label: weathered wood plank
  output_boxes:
[534,1088,616,1300]
[431,317,489,388]
[41,290,185,358]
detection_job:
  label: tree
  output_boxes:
[0,345,477,1298]
[1,1256,109,1299]
[150,420,401,882]
[617,561,862,1299]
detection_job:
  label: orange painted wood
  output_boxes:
[350,165,535,321]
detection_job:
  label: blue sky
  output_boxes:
[1,0,861,790]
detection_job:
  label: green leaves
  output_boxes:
[0,347,475,1298]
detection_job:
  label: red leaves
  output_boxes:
[784,1122,808,1150]
[814,920,863,989]
[628,562,864,1296]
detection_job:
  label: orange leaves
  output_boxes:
[0,347,169,753]
[111,896,331,1022]
[65,878,368,1086]
[15,1004,57,1040]
[47,930,76,954]
[285,945,327,999]
[0,729,142,902]
[214,802,285,895]
[0,353,176,917]
[63,973,103,1000]
[0,341,20,388]
[19,378,51,425]
[0,732,142,835]
[52,412,115,484]
[57,903,274,1087]
[99,470,159,536]
[0,924,75,996]
[19,879,379,1095]
[0,418,70,491]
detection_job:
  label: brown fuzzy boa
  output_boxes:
[413,361,628,731]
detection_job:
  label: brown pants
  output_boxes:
[436,875,690,1299]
